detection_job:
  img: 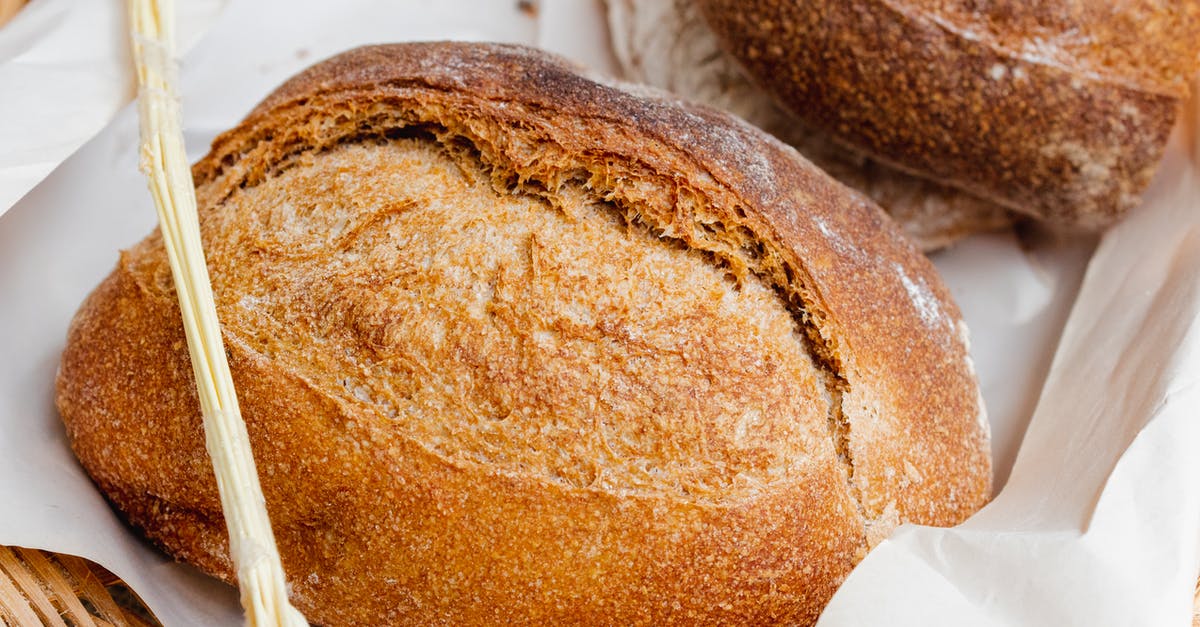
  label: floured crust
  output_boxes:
[606,0,1013,251]
[698,0,1200,227]
[57,42,990,626]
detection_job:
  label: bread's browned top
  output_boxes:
[908,0,1200,93]
[199,40,990,520]
[59,42,990,625]
[697,0,1200,226]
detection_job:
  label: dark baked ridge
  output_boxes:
[58,43,990,625]
[698,0,1200,227]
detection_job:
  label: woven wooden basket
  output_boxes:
[0,546,158,626]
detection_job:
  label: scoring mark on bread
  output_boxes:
[205,135,840,503]
[195,71,866,514]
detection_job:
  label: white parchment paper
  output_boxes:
[0,1,1191,625]
[0,0,225,217]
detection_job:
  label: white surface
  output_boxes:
[0,0,1192,625]
[0,0,226,216]
[933,230,1095,489]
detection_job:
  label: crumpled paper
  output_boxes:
[0,0,1189,625]
[0,0,225,216]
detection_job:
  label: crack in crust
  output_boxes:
[201,96,871,509]
[217,134,837,500]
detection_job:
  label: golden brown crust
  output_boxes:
[697,0,1200,227]
[901,0,1200,92]
[58,42,990,625]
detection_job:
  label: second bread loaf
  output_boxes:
[698,0,1200,227]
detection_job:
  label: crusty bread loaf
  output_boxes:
[56,42,990,626]
[607,0,1013,250]
[697,0,1200,228]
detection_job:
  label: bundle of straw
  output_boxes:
[127,0,304,624]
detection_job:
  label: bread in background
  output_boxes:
[606,0,1014,251]
[696,0,1200,228]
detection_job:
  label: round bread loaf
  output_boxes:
[57,42,991,626]
[696,0,1200,228]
